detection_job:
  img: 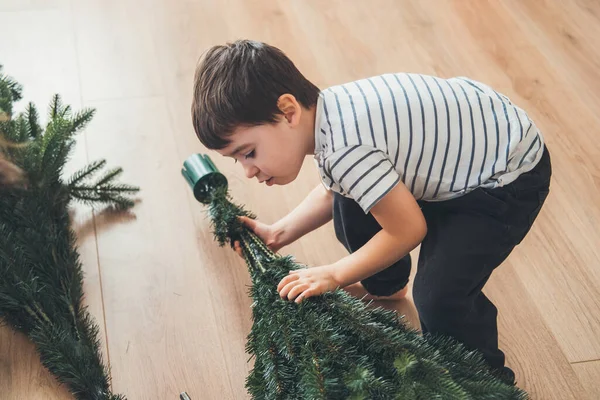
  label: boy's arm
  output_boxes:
[272,184,334,248]
[277,180,426,302]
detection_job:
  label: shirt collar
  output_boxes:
[313,93,325,163]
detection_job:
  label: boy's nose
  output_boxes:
[244,164,259,179]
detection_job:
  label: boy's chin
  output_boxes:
[268,175,294,186]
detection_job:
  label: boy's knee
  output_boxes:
[361,256,411,297]
[361,276,407,297]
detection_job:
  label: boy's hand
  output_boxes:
[277,265,340,303]
[233,216,284,257]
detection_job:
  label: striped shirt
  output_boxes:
[313,73,545,213]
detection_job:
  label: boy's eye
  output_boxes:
[244,150,255,159]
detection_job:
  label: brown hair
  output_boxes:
[191,40,320,149]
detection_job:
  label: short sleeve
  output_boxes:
[324,145,400,213]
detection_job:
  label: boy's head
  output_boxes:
[191,40,320,186]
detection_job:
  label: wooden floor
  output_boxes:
[1,0,599,399]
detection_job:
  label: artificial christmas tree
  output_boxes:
[0,65,136,399]
[182,154,528,400]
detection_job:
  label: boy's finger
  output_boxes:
[277,275,292,292]
[238,216,257,231]
[279,282,294,299]
[295,290,311,304]
[287,283,310,301]
[234,241,243,257]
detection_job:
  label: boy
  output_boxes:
[191,40,551,384]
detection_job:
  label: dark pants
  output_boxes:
[333,147,552,376]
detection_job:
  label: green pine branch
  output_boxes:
[26,102,42,139]
[0,64,23,119]
[67,163,139,210]
[67,159,106,186]
[49,93,68,119]
[0,65,134,399]
[71,108,96,133]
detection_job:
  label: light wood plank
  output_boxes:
[573,360,600,400]
[70,0,163,102]
[82,97,236,399]
[487,263,587,399]
[0,0,66,12]
[0,331,72,400]
[504,0,600,109]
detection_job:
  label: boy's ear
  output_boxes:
[277,94,301,126]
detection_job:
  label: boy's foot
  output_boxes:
[497,366,516,386]
[343,282,409,301]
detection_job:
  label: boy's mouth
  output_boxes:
[266,177,274,186]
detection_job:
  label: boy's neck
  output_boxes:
[303,105,317,156]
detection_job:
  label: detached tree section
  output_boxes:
[0,65,136,399]
[182,155,527,400]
